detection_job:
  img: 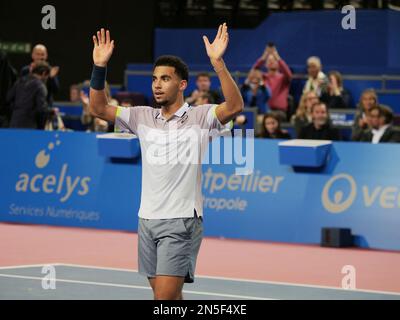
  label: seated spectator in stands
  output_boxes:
[120,98,134,108]
[7,61,52,129]
[320,71,352,109]
[81,82,116,132]
[240,69,270,114]
[259,112,291,139]
[252,43,292,120]
[353,105,400,143]
[291,91,319,137]
[69,84,81,103]
[0,50,17,128]
[185,73,222,105]
[20,44,60,107]
[298,102,341,141]
[194,92,212,106]
[303,56,328,97]
[351,89,379,140]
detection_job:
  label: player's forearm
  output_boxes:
[89,88,109,118]
[212,58,244,113]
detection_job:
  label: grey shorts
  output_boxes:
[138,213,203,283]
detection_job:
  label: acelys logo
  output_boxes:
[15,134,91,203]
[322,174,357,214]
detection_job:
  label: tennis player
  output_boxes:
[89,23,244,300]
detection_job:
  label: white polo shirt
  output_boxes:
[115,103,232,219]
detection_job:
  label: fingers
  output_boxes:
[106,30,111,44]
[216,24,223,40]
[203,36,211,48]
[94,29,113,46]
[101,28,106,44]
[221,22,228,39]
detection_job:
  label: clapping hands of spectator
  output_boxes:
[50,66,60,78]
[80,90,90,105]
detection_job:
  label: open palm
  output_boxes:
[203,23,229,61]
[92,28,115,67]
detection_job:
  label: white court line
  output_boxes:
[0,274,271,300]
[56,263,400,297]
[0,263,62,270]
[2,263,400,297]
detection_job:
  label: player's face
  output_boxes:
[152,66,187,106]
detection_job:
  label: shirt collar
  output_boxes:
[156,103,190,120]
[372,124,390,134]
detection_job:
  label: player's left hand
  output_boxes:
[203,23,229,63]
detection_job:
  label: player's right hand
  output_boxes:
[92,28,115,67]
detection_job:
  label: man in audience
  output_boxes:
[7,61,52,129]
[303,56,328,97]
[253,43,292,120]
[21,44,60,106]
[298,102,341,141]
[353,105,400,143]
[185,72,222,105]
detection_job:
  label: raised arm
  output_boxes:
[89,28,117,123]
[203,23,244,125]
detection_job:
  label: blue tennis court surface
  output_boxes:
[0,264,399,300]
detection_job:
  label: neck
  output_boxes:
[161,95,185,119]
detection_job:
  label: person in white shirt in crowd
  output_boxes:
[303,56,328,97]
[353,105,400,143]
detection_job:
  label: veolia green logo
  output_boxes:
[15,135,91,203]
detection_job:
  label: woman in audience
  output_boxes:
[351,89,379,140]
[259,112,291,139]
[291,91,319,137]
[320,71,352,109]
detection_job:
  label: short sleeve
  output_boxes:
[204,104,234,132]
[114,106,138,135]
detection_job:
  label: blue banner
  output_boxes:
[1,129,399,251]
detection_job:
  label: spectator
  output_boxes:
[259,112,291,139]
[291,91,319,137]
[7,61,52,129]
[185,73,222,105]
[69,84,81,103]
[81,82,116,132]
[194,92,212,106]
[320,71,352,109]
[351,89,379,140]
[253,43,292,120]
[20,44,60,106]
[298,102,341,141]
[240,69,270,113]
[353,105,400,143]
[303,56,328,97]
[0,50,17,128]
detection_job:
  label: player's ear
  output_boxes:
[179,80,188,92]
